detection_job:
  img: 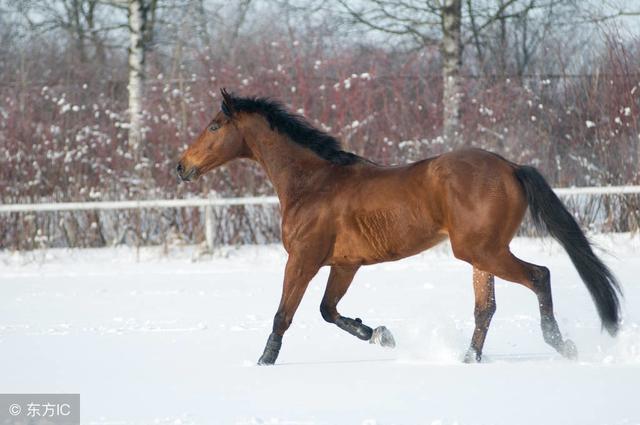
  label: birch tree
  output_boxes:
[127,0,145,163]
[337,0,551,145]
[108,0,157,170]
[441,0,462,143]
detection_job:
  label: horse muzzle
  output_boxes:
[176,162,199,182]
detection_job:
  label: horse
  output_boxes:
[177,89,622,365]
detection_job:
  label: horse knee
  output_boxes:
[273,311,292,335]
[320,302,337,323]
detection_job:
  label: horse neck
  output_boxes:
[240,118,329,210]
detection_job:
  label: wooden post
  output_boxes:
[205,204,215,252]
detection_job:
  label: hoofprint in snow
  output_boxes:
[1,235,639,425]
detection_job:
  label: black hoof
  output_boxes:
[257,333,282,365]
[257,355,276,366]
[463,348,481,363]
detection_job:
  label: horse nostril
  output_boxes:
[176,163,184,175]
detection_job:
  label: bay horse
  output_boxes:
[177,89,621,365]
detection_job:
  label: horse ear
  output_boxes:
[220,88,234,117]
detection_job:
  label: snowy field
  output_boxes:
[1,235,639,425]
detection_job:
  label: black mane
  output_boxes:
[224,94,361,166]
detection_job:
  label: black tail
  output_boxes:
[514,166,622,336]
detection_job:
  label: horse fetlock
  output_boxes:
[319,303,337,323]
[463,347,482,363]
[540,317,570,356]
[335,316,373,340]
[257,332,283,366]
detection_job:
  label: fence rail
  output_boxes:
[0,196,279,213]
[1,186,639,213]
[2,186,639,250]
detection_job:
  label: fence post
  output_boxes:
[205,203,215,251]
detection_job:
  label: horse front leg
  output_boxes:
[320,265,396,348]
[257,254,321,365]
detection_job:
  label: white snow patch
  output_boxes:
[1,234,639,424]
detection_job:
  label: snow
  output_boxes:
[1,235,639,425]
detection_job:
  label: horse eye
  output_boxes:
[209,122,220,132]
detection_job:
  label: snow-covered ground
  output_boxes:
[1,235,639,425]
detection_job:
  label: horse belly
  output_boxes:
[330,211,446,265]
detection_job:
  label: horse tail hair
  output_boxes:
[514,165,622,336]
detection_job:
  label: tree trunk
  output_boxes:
[440,0,463,145]
[128,0,145,163]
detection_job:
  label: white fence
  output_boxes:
[0,196,280,250]
[2,187,640,214]
[0,196,279,213]
[1,186,639,250]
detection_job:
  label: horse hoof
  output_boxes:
[561,339,578,360]
[463,348,481,364]
[369,326,396,348]
[257,356,275,366]
[257,333,282,365]
[257,351,278,365]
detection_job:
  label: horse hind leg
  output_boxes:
[320,265,396,348]
[464,267,497,363]
[471,249,577,360]
[528,262,577,359]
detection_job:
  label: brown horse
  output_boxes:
[177,89,621,365]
